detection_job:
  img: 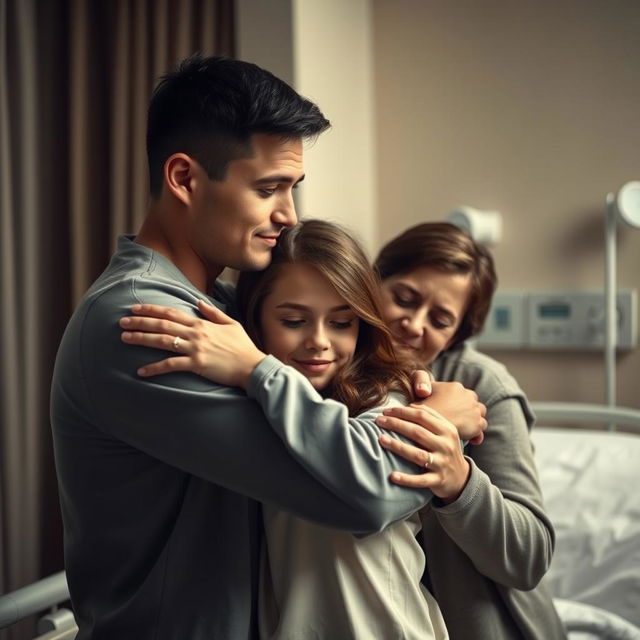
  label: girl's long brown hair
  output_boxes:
[236,219,413,416]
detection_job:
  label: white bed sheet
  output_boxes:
[554,598,640,640]
[532,427,640,629]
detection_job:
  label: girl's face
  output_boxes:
[380,266,472,365]
[260,263,360,391]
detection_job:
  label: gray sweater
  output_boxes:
[426,343,566,639]
[50,236,431,639]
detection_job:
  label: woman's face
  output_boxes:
[259,262,360,391]
[380,266,472,365]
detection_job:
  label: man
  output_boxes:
[51,55,485,639]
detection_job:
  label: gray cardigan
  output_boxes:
[425,343,567,639]
[50,236,431,639]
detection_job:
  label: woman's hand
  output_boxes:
[119,300,266,389]
[376,404,472,503]
[410,369,433,399]
[421,381,487,444]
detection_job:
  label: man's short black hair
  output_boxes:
[146,54,331,196]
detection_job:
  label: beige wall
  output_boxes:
[292,0,376,253]
[236,0,377,253]
[372,0,640,407]
[236,0,639,408]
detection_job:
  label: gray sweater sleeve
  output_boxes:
[56,278,429,535]
[429,346,555,589]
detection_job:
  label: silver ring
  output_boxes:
[425,452,434,469]
[172,336,181,352]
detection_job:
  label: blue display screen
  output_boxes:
[495,307,511,329]
[539,303,571,319]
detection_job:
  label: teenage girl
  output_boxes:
[120,219,464,639]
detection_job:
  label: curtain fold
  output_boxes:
[0,2,234,638]
[1,1,46,638]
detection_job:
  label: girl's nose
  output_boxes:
[305,326,330,351]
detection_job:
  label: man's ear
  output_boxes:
[164,153,198,205]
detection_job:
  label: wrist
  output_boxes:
[439,459,471,505]
[236,349,267,389]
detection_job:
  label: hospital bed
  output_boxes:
[2,402,639,639]
[0,571,76,639]
[531,402,640,640]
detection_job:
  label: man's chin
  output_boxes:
[237,254,273,272]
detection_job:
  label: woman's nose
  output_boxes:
[401,312,426,337]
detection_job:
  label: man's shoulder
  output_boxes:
[70,241,203,337]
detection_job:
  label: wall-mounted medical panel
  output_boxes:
[527,290,636,350]
[474,292,527,348]
[476,290,637,351]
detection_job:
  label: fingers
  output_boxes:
[468,432,485,446]
[376,405,455,441]
[121,330,190,354]
[379,434,435,470]
[389,470,434,489]
[384,434,472,501]
[120,331,195,376]
[136,356,192,377]
[120,301,236,337]
[125,301,235,329]
[120,316,191,337]
[411,369,433,398]
[130,303,198,325]
[197,300,234,324]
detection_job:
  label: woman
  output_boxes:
[374,222,566,640]
[120,220,459,638]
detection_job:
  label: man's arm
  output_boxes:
[60,284,467,534]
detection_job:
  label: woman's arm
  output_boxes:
[430,395,554,590]
[379,354,554,589]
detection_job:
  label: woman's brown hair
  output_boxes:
[374,222,497,348]
[236,219,413,416]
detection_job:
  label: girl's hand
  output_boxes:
[376,404,471,503]
[119,300,266,389]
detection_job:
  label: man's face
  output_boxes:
[189,133,304,278]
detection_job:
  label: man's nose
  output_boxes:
[272,191,297,228]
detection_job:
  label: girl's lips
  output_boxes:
[293,359,334,373]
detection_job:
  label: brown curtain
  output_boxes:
[0,1,234,638]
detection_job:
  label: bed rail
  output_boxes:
[531,401,640,432]
[0,571,72,631]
